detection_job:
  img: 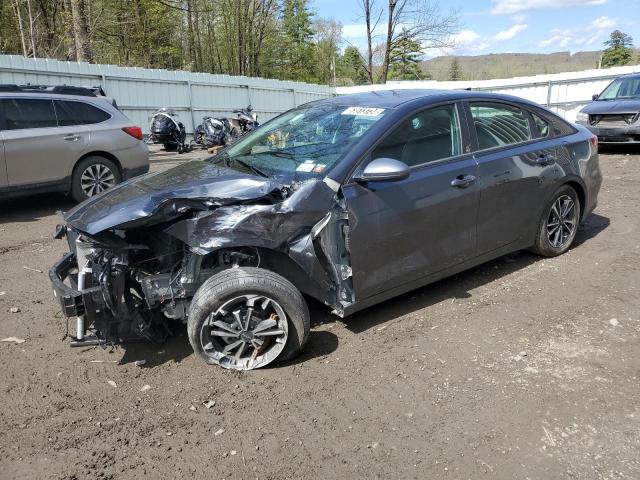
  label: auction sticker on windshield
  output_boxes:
[341,107,385,117]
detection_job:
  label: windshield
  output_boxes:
[599,77,640,100]
[212,103,387,181]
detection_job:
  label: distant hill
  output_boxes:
[421,50,640,81]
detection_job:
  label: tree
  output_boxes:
[601,30,634,67]
[379,0,457,83]
[279,0,314,81]
[0,0,350,85]
[387,28,424,80]
[358,0,382,84]
[312,18,342,84]
[449,57,462,80]
[69,0,92,61]
[337,46,370,85]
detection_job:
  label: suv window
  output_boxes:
[470,102,532,150]
[531,111,550,138]
[54,100,111,126]
[1,98,58,130]
[372,104,462,167]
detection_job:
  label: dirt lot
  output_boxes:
[1,147,639,480]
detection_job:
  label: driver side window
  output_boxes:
[372,104,462,167]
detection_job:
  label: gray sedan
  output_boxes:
[50,89,602,370]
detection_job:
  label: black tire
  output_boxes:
[163,143,178,151]
[187,267,310,370]
[71,156,122,203]
[531,185,581,257]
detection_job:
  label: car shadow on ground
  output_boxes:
[598,144,639,155]
[117,324,339,369]
[310,213,610,337]
[0,193,74,224]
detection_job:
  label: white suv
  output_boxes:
[0,85,149,202]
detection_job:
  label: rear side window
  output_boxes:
[531,112,550,138]
[54,100,111,126]
[470,102,532,150]
[1,98,57,130]
[372,104,462,167]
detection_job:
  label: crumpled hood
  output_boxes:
[581,99,640,115]
[64,161,285,235]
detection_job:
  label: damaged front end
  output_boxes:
[49,164,354,353]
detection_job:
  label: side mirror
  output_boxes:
[354,158,410,183]
[592,94,599,101]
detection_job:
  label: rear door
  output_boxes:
[343,102,480,300]
[0,97,88,187]
[466,101,561,254]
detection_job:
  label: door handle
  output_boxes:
[450,174,476,188]
[64,134,80,141]
[535,153,555,166]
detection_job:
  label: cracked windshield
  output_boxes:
[213,104,387,180]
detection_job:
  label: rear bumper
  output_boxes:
[577,122,640,143]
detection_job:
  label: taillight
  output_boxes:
[122,126,143,140]
[589,134,598,152]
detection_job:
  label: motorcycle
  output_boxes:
[148,108,189,153]
[230,105,259,136]
[192,116,234,149]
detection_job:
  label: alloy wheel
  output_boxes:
[546,195,577,248]
[199,294,289,370]
[80,163,116,197]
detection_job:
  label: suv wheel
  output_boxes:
[187,267,310,370]
[531,185,581,257]
[71,156,122,202]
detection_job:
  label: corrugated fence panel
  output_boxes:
[336,64,640,122]
[0,55,333,134]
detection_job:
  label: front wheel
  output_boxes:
[531,185,581,257]
[187,268,310,370]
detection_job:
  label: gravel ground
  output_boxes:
[0,147,638,480]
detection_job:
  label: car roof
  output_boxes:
[318,88,541,109]
[0,91,120,111]
[617,73,640,80]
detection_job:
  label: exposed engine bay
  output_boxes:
[50,164,354,354]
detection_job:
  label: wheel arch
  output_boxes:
[69,151,123,189]
[198,246,333,307]
[563,178,587,221]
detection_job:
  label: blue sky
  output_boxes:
[313,0,640,57]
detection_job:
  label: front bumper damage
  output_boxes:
[49,176,355,348]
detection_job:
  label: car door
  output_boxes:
[0,97,88,188]
[342,102,480,300]
[467,101,562,254]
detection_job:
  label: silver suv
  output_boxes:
[0,85,149,202]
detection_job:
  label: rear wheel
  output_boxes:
[531,185,581,257]
[71,156,121,202]
[187,267,310,370]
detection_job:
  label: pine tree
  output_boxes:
[388,29,425,81]
[338,46,369,85]
[601,30,634,67]
[449,57,462,80]
[280,0,314,81]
